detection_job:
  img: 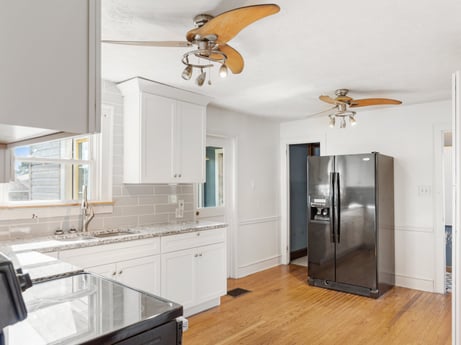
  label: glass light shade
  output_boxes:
[329,116,335,128]
[340,117,346,128]
[196,70,206,86]
[219,64,228,78]
[349,115,357,126]
[181,65,193,80]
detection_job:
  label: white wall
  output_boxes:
[207,105,281,277]
[280,100,451,292]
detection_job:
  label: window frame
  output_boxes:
[0,105,114,209]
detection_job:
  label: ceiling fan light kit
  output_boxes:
[103,4,280,87]
[315,89,402,129]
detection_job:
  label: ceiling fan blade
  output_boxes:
[319,95,337,105]
[349,98,402,107]
[305,106,338,118]
[102,40,192,48]
[218,44,244,74]
[186,4,280,43]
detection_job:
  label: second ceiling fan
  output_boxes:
[310,89,402,128]
[103,4,280,86]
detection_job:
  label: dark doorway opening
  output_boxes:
[289,143,320,261]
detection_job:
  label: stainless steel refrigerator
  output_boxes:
[307,152,395,298]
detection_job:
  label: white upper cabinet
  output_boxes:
[0,0,101,140]
[119,77,210,184]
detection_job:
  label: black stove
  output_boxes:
[2,272,183,345]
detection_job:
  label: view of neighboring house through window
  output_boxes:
[8,136,92,202]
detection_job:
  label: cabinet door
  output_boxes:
[118,255,161,296]
[141,93,175,183]
[196,243,227,304]
[0,0,100,134]
[175,101,206,183]
[161,248,196,308]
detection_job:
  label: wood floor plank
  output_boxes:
[183,265,451,345]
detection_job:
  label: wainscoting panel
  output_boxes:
[237,216,280,278]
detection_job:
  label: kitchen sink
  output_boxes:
[91,230,140,238]
[54,235,95,242]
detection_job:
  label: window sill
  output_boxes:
[0,201,114,221]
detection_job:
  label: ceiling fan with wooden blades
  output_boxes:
[310,89,402,128]
[103,4,280,85]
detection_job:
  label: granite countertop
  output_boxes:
[0,220,226,283]
[3,220,227,254]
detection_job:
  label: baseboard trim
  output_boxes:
[184,297,221,317]
[237,255,281,278]
[290,248,307,260]
[395,274,434,292]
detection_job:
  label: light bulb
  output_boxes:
[329,116,335,128]
[196,69,206,86]
[181,65,193,80]
[349,114,357,126]
[219,64,228,78]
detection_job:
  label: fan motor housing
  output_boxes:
[193,14,214,28]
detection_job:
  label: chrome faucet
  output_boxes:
[80,185,94,232]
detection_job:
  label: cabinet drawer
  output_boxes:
[161,228,226,253]
[59,237,160,268]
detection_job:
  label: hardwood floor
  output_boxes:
[183,265,451,345]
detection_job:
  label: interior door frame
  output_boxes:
[280,136,326,265]
[433,124,451,294]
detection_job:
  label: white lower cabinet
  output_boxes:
[59,238,161,296]
[160,228,227,316]
[161,248,196,309]
[117,256,161,296]
[57,229,227,316]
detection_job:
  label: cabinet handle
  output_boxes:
[119,270,123,275]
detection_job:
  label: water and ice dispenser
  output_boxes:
[309,197,330,222]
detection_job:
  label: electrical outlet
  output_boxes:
[417,185,432,197]
[175,200,185,218]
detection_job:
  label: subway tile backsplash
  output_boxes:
[0,80,195,241]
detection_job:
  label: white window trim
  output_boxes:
[0,105,114,220]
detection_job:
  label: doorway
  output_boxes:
[289,142,320,266]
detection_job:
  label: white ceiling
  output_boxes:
[102,0,461,120]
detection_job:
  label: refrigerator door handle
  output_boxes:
[329,172,336,243]
[335,172,341,243]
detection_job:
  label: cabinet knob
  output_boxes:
[178,174,182,178]
[199,253,203,257]
[194,254,198,258]
[174,174,177,178]
[119,270,123,275]
[112,272,116,276]
[196,232,200,236]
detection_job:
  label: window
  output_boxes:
[8,136,94,202]
[198,145,224,208]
